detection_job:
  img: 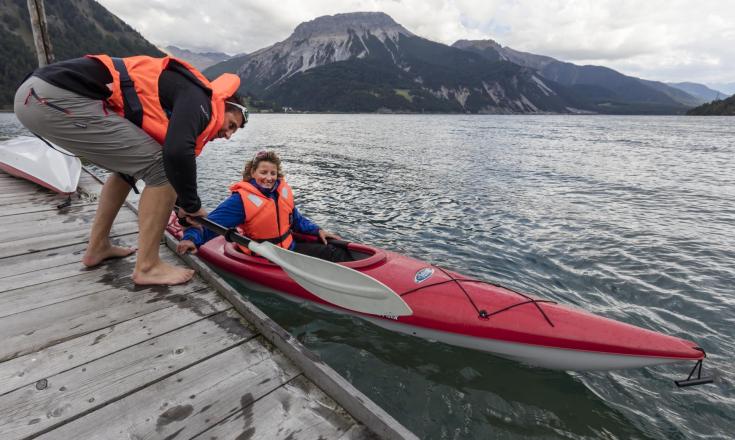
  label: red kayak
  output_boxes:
[168,219,707,374]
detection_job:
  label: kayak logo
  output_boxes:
[414,267,434,284]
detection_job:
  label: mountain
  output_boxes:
[0,0,163,108]
[668,82,728,102]
[453,39,699,114]
[205,12,574,113]
[708,82,735,96]
[202,53,249,79]
[687,94,735,115]
[163,45,231,71]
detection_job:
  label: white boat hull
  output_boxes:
[0,136,81,194]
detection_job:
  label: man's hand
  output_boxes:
[177,207,208,227]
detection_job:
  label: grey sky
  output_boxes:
[98,0,735,87]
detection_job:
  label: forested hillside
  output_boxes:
[687,95,735,115]
[0,0,163,108]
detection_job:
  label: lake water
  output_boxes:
[2,113,733,439]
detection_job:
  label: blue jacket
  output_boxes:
[182,178,320,248]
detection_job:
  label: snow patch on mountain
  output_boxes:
[240,12,413,90]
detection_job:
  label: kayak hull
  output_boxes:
[169,220,705,371]
[0,136,81,194]
[233,275,697,371]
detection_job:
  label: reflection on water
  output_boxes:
[2,112,733,439]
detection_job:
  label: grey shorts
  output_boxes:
[13,76,168,186]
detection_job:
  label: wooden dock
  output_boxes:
[0,169,417,440]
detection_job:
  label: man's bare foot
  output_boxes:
[82,243,137,267]
[132,261,194,286]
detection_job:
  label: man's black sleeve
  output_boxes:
[161,73,212,213]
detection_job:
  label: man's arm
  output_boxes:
[161,72,212,213]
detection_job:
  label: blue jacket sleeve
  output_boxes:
[182,193,245,246]
[292,206,320,235]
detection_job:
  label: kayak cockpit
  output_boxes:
[223,235,387,269]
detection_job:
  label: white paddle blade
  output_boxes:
[249,241,413,317]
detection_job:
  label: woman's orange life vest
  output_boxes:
[230,180,295,255]
[87,54,240,156]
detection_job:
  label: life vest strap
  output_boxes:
[111,57,144,128]
[257,228,293,246]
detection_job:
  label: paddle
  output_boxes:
[174,208,413,317]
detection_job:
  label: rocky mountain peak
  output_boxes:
[453,39,503,51]
[291,12,413,41]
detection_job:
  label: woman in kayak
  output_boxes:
[176,150,351,262]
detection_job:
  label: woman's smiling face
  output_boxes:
[251,161,278,189]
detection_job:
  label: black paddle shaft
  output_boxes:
[174,206,251,248]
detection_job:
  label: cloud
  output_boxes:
[98,0,735,84]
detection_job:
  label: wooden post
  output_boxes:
[27,0,54,66]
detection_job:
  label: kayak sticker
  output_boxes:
[414,267,434,284]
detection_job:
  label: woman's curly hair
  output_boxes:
[242,150,285,180]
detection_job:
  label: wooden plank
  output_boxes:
[0,219,138,259]
[0,202,137,231]
[0,234,136,280]
[166,233,419,440]
[35,336,302,440]
[0,241,178,298]
[0,184,52,197]
[0,296,233,396]
[0,181,41,192]
[0,277,218,362]
[0,196,96,216]
[0,310,254,440]
[0,249,204,319]
[338,424,380,439]
[194,375,373,440]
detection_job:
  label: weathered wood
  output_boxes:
[0,196,95,216]
[0,191,77,206]
[0,179,55,193]
[0,242,182,301]
[0,234,136,280]
[0,202,136,230]
[0,310,253,440]
[0,298,233,396]
[194,375,376,440]
[0,278,218,362]
[0,220,139,259]
[339,424,381,439]
[0,251,208,320]
[166,233,419,440]
[0,181,40,192]
[26,0,54,66]
[35,337,302,440]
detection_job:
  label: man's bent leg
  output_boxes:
[132,183,193,285]
[82,173,137,267]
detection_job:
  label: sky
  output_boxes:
[97,0,735,89]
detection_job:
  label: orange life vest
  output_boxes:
[230,180,295,254]
[87,54,240,156]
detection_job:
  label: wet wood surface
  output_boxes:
[0,169,415,440]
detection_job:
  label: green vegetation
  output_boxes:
[0,25,36,107]
[687,95,735,115]
[0,0,163,108]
